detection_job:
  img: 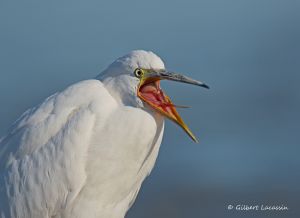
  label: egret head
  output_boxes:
[98,50,209,142]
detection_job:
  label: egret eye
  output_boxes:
[134,68,143,78]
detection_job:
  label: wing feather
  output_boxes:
[0,80,117,218]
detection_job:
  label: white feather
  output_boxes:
[0,50,166,218]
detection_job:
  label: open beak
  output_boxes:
[137,69,209,142]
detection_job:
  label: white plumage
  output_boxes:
[0,50,207,218]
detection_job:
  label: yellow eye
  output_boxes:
[134,68,143,78]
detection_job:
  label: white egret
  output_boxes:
[0,50,208,218]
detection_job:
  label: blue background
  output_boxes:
[0,0,299,217]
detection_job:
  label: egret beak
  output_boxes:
[137,69,209,142]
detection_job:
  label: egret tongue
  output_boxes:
[139,82,174,115]
[138,80,197,142]
[138,81,185,125]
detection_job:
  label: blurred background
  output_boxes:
[0,0,299,217]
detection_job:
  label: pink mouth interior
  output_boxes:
[139,81,175,114]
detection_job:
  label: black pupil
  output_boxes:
[137,70,141,76]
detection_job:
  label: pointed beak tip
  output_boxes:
[200,83,210,89]
[193,138,199,143]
